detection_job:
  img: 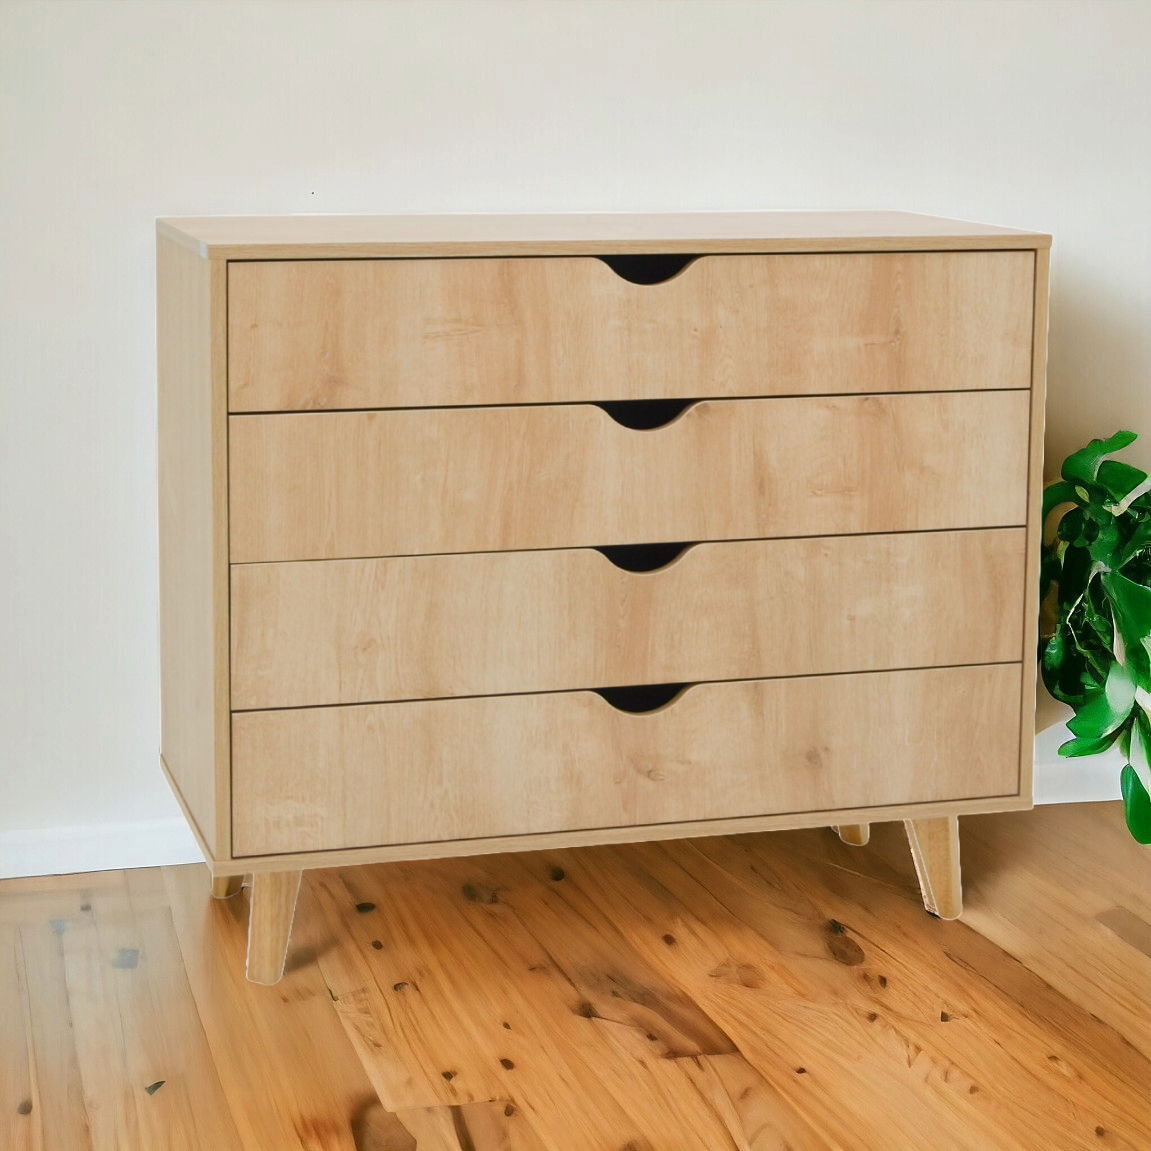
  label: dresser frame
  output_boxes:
[157,211,1050,983]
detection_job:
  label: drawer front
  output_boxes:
[231,664,1022,855]
[229,391,1031,563]
[230,529,1025,710]
[227,251,1035,412]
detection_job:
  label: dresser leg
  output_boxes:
[210,874,244,900]
[904,816,962,919]
[246,870,303,985]
[833,823,870,846]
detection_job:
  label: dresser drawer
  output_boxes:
[230,529,1025,710]
[229,390,1030,563]
[231,663,1022,855]
[227,251,1034,412]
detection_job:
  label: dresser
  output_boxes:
[157,211,1049,984]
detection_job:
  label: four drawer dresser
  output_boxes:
[157,211,1049,983]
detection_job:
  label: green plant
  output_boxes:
[1041,430,1151,843]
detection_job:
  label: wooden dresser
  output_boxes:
[157,211,1049,983]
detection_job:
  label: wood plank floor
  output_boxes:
[2,801,1150,1149]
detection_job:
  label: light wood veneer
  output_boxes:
[157,235,229,857]
[158,208,1050,259]
[228,251,1034,412]
[156,211,1049,984]
[230,530,1025,710]
[229,392,1030,562]
[231,664,1022,856]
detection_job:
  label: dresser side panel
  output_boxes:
[1019,248,1051,802]
[157,234,229,857]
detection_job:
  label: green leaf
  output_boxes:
[1087,516,1121,565]
[1098,459,1151,511]
[1101,572,1151,687]
[1042,612,1107,705]
[1041,627,1066,671]
[1057,729,1125,758]
[1132,708,1151,775]
[1039,550,1061,606]
[1082,585,1115,652]
[1056,506,1086,547]
[1062,430,1138,486]
[1066,660,1136,740]
[1045,626,1068,672]
[1042,431,1151,842]
[1118,720,1133,761]
[1113,516,1151,571]
[1120,764,1151,844]
[1042,479,1080,526]
[1053,539,1092,609]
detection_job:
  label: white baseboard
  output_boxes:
[1035,732,1124,804]
[1034,687,1123,806]
[1034,758,1123,805]
[0,817,204,880]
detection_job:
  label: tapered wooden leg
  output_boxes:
[246,870,302,985]
[210,874,244,900]
[904,816,962,919]
[833,823,870,846]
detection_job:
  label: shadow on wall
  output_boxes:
[1045,264,1151,476]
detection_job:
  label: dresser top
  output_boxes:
[157,210,1050,260]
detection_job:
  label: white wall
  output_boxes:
[2,0,1148,876]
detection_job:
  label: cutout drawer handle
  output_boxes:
[596,398,696,429]
[598,253,699,284]
[594,542,695,572]
[594,683,691,713]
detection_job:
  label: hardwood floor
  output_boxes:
[2,802,1150,1149]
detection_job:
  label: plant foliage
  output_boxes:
[1042,430,1151,843]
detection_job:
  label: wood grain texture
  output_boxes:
[5,803,1145,1149]
[597,826,1150,1150]
[953,803,1151,1062]
[1018,247,1051,802]
[217,794,1030,878]
[308,861,742,1145]
[312,860,769,1149]
[229,390,1031,562]
[0,871,243,1151]
[227,251,1035,412]
[73,871,244,1150]
[210,876,243,900]
[230,665,1022,856]
[157,234,229,857]
[363,1098,552,1149]
[0,926,36,1151]
[905,816,963,919]
[162,864,380,1149]
[158,209,1050,260]
[230,528,1026,709]
[834,824,871,846]
[8,920,93,1149]
[245,870,301,985]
